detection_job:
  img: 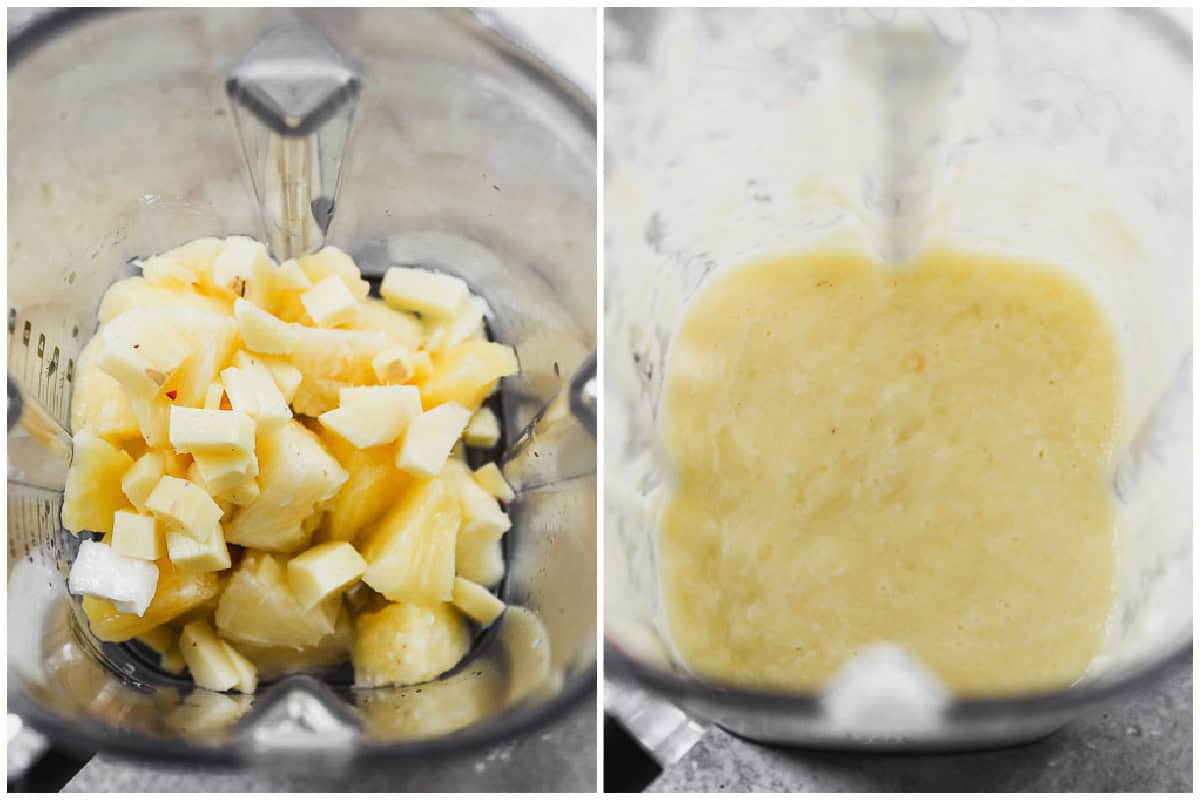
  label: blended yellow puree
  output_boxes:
[659,248,1121,696]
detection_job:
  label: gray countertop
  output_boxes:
[64,692,595,793]
[649,660,1191,793]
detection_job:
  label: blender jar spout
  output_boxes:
[227,26,361,261]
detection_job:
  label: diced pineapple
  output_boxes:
[245,257,313,316]
[297,246,370,300]
[203,382,226,411]
[318,431,410,545]
[224,420,348,553]
[456,529,505,587]
[137,625,176,654]
[301,275,361,328]
[121,451,165,512]
[191,451,259,497]
[372,347,417,385]
[94,339,180,398]
[464,407,501,448]
[151,308,240,409]
[234,606,353,679]
[291,375,348,417]
[381,267,469,320]
[350,298,424,350]
[161,644,187,674]
[234,298,298,355]
[165,524,232,573]
[360,476,460,604]
[62,429,135,535]
[275,259,314,291]
[168,407,255,457]
[68,540,159,617]
[220,365,290,429]
[287,541,368,610]
[319,385,422,449]
[426,295,489,352]
[180,620,241,692]
[352,602,469,687]
[220,640,259,693]
[215,551,341,649]
[98,276,231,323]
[395,403,471,478]
[458,475,513,542]
[418,340,519,410]
[451,577,505,626]
[160,449,193,478]
[473,462,515,502]
[290,326,386,386]
[71,335,141,441]
[211,236,272,297]
[140,237,223,289]
[146,476,223,540]
[223,478,261,507]
[83,561,221,641]
[233,351,302,405]
[112,511,163,560]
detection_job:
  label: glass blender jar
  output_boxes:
[605,7,1190,749]
[8,7,596,769]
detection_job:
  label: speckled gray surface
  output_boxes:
[649,660,1191,793]
[63,693,596,793]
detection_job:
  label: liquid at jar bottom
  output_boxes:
[658,247,1121,696]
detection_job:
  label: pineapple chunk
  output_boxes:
[168,407,255,457]
[71,335,141,441]
[203,381,226,411]
[220,640,259,693]
[215,551,341,649]
[464,407,501,448]
[220,365,290,429]
[140,237,222,289]
[233,351,302,405]
[234,606,353,679]
[381,267,469,320]
[165,524,231,573]
[212,236,272,297]
[459,476,513,542]
[180,620,241,692]
[94,338,182,398]
[98,276,230,323]
[319,385,422,449]
[137,625,176,654]
[351,298,424,350]
[456,529,505,587]
[161,645,186,674]
[301,275,361,328]
[222,478,261,507]
[82,561,221,641]
[451,577,505,626]
[191,451,259,497]
[360,476,460,604]
[371,347,418,385]
[160,449,193,478]
[121,451,165,512]
[111,511,164,560]
[395,403,471,478]
[319,431,410,544]
[426,295,489,352]
[352,602,469,687]
[473,462,515,502]
[62,429,134,535]
[68,540,159,616]
[291,376,348,417]
[224,420,348,553]
[234,298,298,355]
[287,541,368,610]
[146,476,223,540]
[291,326,386,386]
[298,246,370,300]
[418,340,519,410]
[245,257,313,316]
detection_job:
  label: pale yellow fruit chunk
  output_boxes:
[98,276,231,323]
[234,606,353,679]
[451,577,505,626]
[360,476,460,604]
[418,340,519,410]
[472,462,514,502]
[62,429,134,535]
[395,403,471,478]
[287,541,368,610]
[320,385,422,449]
[82,563,220,641]
[168,407,256,457]
[202,382,226,411]
[456,530,504,587]
[121,451,165,512]
[301,275,361,328]
[426,296,489,352]
[71,335,140,441]
[233,351,302,405]
[212,236,272,297]
[137,626,175,654]
[219,641,258,694]
[290,326,386,386]
[297,246,370,300]
[111,511,163,561]
[463,407,500,448]
[146,476,223,541]
[220,365,290,429]
[165,525,232,573]
[318,431,410,545]
[381,267,469,320]
[234,298,298,355]
[161,645,187,674]
[458,475,512,542]
[371,347,420,385]
[140,237,222,289]
[351,299,424,350]
[180,620,241,692]
[215,551,341,649]
[352,602,469,687]
[191,451,259,497]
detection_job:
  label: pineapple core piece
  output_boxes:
[233,298,298,355]
[360,476,461,604]
[287,541,368,610]
[381,267,469,320]
[168,407,256,457]
[352,602,469,687]
[301,275,361,328]
[463,407,501,448]
[395,403,471,478]
[451,577,505,626]
[121,451,165,512]
[472,463,514,502]
[62,429,135,535]
[320,385,422,449]
[111,511,164,561]
[180,620,243,692]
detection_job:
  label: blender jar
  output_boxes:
[8,8,595,767]
[605,8,1190,749]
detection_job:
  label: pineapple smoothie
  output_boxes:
[658,247,1122,696]
[64,237,518,692]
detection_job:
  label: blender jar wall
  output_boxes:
[9,7,595,761]
[604,7,1190,746]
